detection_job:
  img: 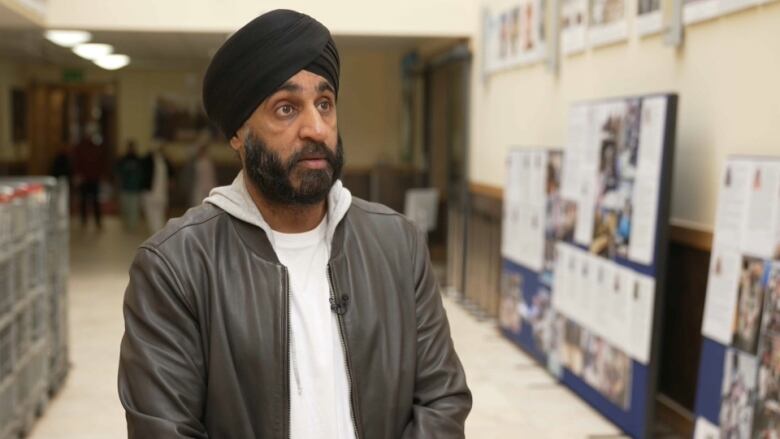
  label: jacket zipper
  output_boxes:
[283,266,292,439]
[327,264,362,439]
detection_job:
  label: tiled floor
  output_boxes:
[27,218,623,438]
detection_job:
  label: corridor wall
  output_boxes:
[469,1,780,232]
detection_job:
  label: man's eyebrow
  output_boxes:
[318,81,335,95]
[274,81,301,94]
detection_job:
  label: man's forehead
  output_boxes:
[273,71,336,95]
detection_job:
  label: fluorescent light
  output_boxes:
[45,30,92,47]
[73,43,113,60]
[94,54,130,70]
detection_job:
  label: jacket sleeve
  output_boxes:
[118,247,208,438]
[402,229,472,439]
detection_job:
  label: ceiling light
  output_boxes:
[44,30,92,47]
[94,54,130,70]
[73,43,114,60]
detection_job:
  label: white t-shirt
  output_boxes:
[271,217,356,439]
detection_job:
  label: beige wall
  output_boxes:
[46,0,477,36]
[469,2,780,230]
[0,45,405,167]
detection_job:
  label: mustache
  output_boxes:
[286,142,338,171]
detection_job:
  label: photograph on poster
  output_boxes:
[762,265,780,335]
[639,0,660,14]
[733,257,769,355]
[520,286,558,355]
[753,332,780,437]
[588,0,628,46]
[718,349,758,438]
[500,271,524,333]
[590,100,641,260]
[582,333,633,410]
[560,0,588,54]
[561,317,587,375]
[544,152,578,285]
[590,0,625,25]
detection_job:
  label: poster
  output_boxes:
[741,163,780,260]
[483,0,547,75]
[718,349,758,437]
[153,94,217,141]
[501,95,676,439]
[588,0,628,48]
[501,151,547,270]
[560,0,588,55]
[637,0,664,36]
[694,157,780,437]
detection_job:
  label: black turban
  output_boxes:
[202,9,340,138]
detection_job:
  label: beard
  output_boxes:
[243,133,344,206]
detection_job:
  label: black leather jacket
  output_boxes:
[118,198,471,438]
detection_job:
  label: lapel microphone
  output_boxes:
[329,295,349,315]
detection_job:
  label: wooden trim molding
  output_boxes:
[469,182,503,201]
[466,181,713,252]
[669,224,713,252]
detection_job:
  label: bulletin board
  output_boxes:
[692,156,780,438]
[498,93,678,439]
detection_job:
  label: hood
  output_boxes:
[204,170,352,248]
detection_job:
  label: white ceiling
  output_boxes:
[0,27,458,70]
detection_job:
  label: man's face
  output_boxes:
[231,70,342,205]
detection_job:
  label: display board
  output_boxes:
[499,93,678,439]
[482,0,547,75]
[693,156,780,438]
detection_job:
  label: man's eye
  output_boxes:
[318,101,332,111]
[276,105,294,116]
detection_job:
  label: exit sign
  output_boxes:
[62,69,84,83]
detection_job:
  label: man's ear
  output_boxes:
[229,132,244,152]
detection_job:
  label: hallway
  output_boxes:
[27,218,623,439]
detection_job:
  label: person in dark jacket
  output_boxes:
[73,138,106,229]
[115,140,145,231]
[118,9,471,439]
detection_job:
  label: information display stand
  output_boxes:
[499,94,678,438]
[692,156,780,438]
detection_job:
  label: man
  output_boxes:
[116,140,145,230]
[141,141,173,232]
[72,136,106,229]
[118,9,471,439]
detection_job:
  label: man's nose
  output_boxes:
[298,105,328,143]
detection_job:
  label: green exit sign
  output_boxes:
[62,69,84,83]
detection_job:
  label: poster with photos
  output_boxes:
[588,0,628,47]
[482,0,547,75]
[636,0,664,36]
[560,0,588,55]
[500,92,677,439]
[694,157,780,438]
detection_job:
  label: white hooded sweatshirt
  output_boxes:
[205,172,356,439]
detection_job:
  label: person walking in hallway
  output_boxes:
[141,141,172,232]
[73,137,106,229]
[118,9,471,439]
[115,140,145,231]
